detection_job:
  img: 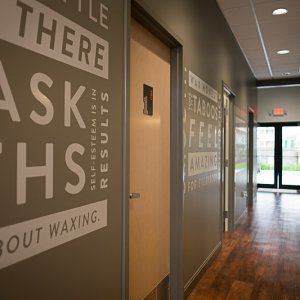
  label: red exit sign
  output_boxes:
[273,107,285,116]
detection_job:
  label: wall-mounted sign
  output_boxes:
[143,84,153,116]
[0,0,122,298]
[183,69,221,194]
[0,0,120,278]
[273,107,285,116]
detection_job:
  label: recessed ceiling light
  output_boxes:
[272,8,288,15]
[277,50,290,55]
[282,72,291,76]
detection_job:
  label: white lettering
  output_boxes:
[89,0,97,23]
[17,143,53,205]
[207,124,212,148]
[100,4,108,30]
[65,143,86,194]
[188,118,195,147]
[0,60,20,122]
[0,201,107,269]
[0,0,109,78]
[64,81,86,128]
[199,121,204,148]
[30,73,54,125]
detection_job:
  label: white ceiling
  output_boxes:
[216,0,300,80]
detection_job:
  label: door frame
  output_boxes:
[280,122,300,189]
[248,108,254,207]
[257,122,300,190]
[221,82,236,233]
[256,123,277,189]
[123,1,184,299]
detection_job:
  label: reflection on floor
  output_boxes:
[257,170,300,186]
[188,191,300,300]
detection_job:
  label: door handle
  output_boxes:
[241,191,248,198]
[129,193,141,199]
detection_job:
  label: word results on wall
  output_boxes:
[184,69,221,194]
[0,0,111,269]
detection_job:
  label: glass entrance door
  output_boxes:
[281,126,300,188]
[257,126,276,187]
[257,123,300,190]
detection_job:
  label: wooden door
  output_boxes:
[129,19,170,300]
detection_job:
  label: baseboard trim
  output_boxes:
[184,241,222,298]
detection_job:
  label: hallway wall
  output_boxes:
[138,0,257,293]
[258,86,300,123]
[0,0,257,299]
[0,0,125,299]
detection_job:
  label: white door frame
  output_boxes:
[222,83,236,233]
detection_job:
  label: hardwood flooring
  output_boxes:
[188,191,300,300]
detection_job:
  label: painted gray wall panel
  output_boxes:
[258,86,300,123]
[0,0,124,299]
[137,0,257,287]
[0,0,259,298]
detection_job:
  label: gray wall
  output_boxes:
[0,0,257,299]
[258,86,300,123]
[0,0,124,299]
[137,0,257,292]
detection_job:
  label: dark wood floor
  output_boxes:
[188,191,300,300]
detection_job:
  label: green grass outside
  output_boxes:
[282,164,300,171]
[260,163,274,170]
[260,163,300,171]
